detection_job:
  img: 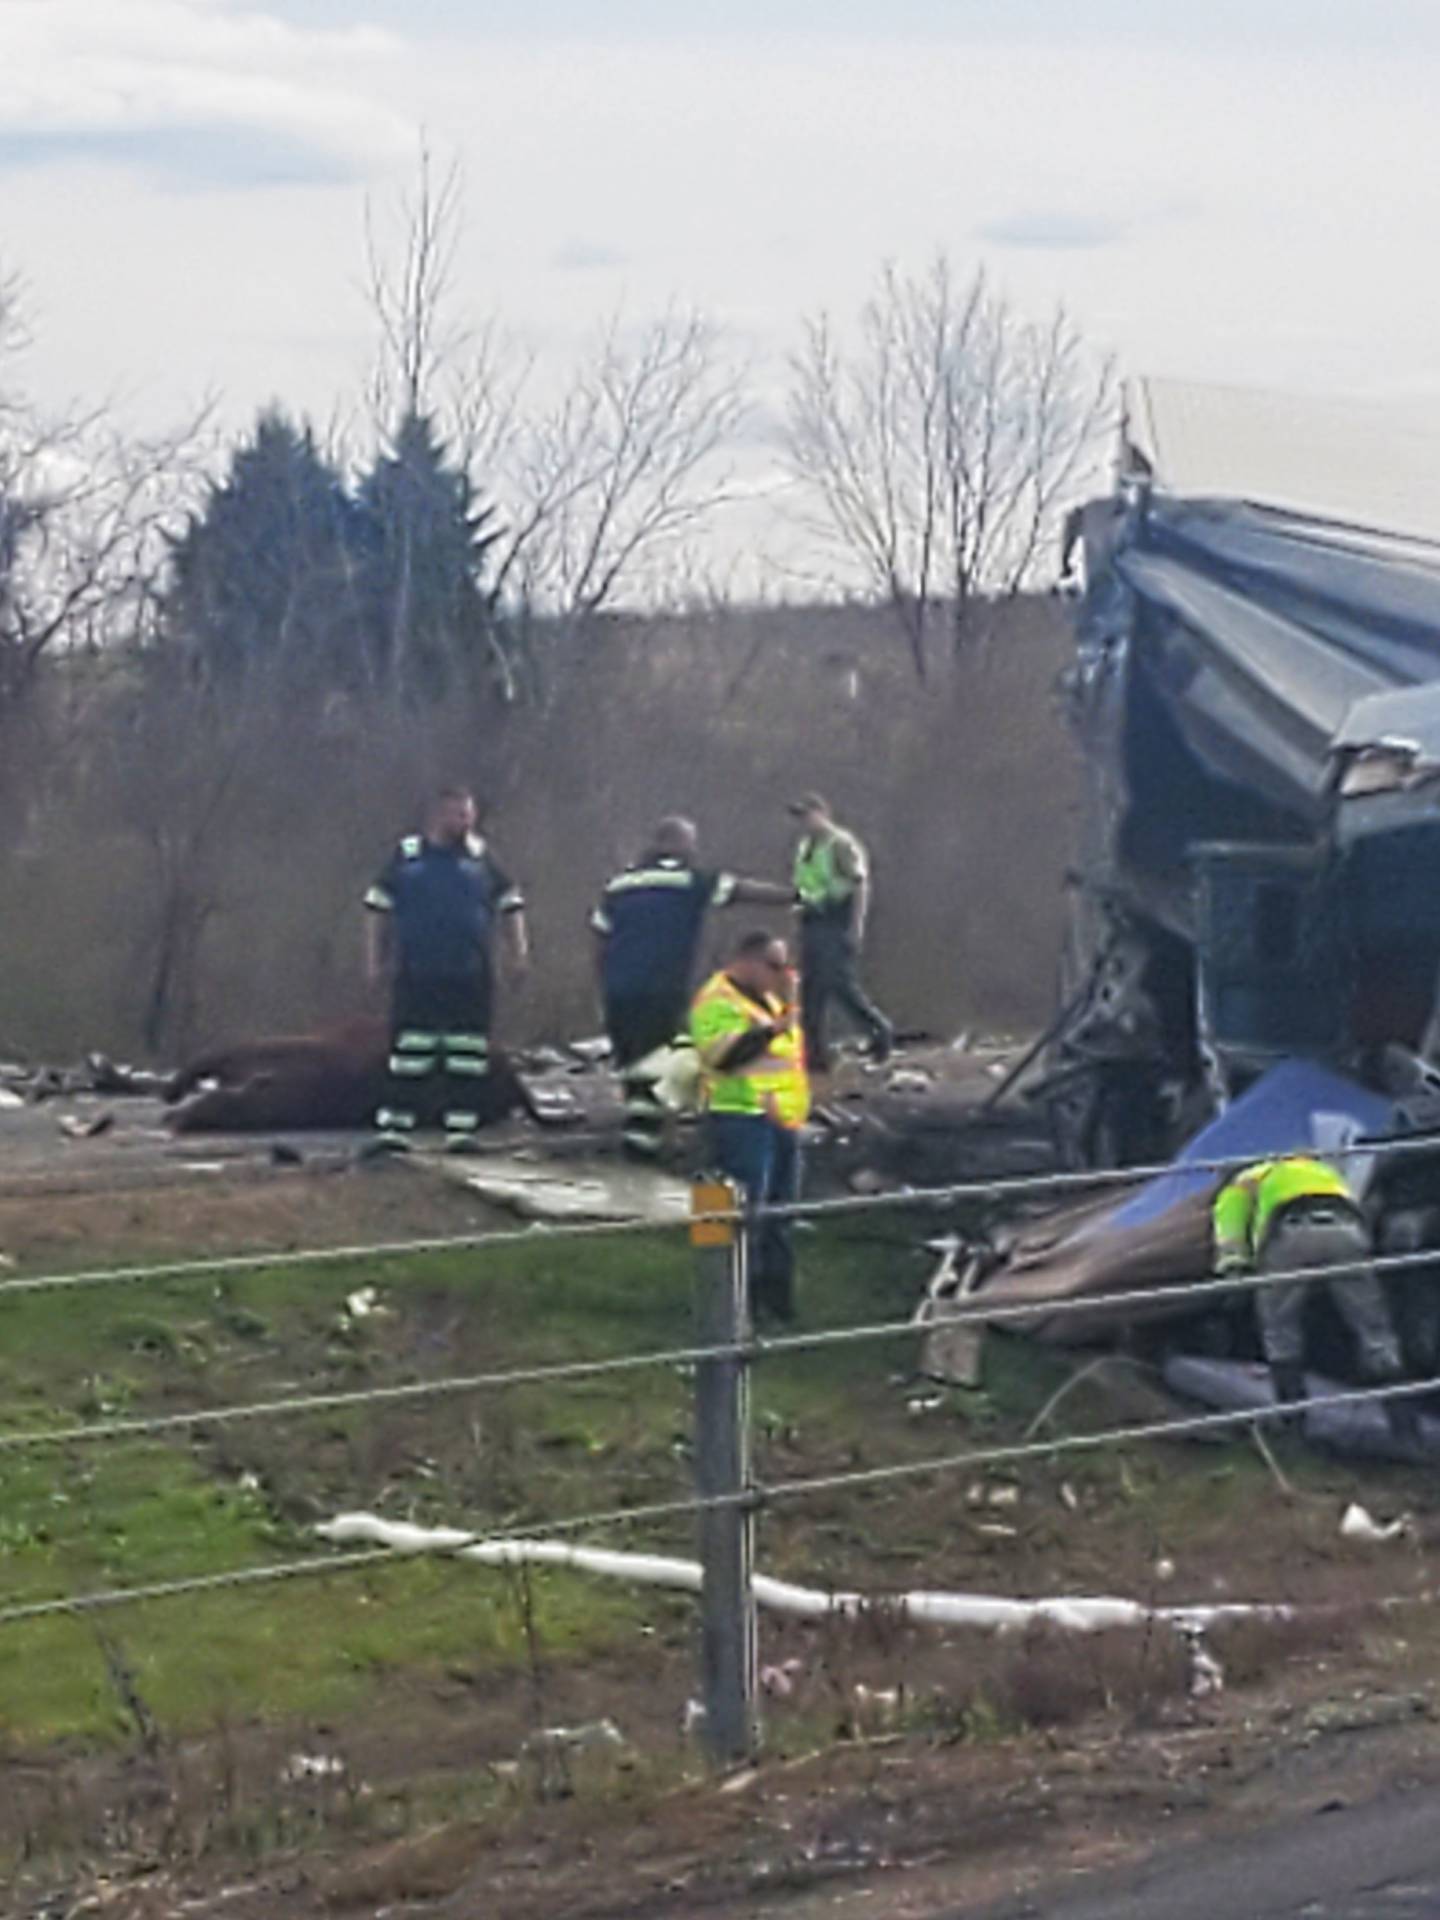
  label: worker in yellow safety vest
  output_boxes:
[1212,1153,1415,1444]
[691,930,810,1323]
[789,792,893,1075]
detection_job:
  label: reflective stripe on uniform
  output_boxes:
[394,1031,439,1052]
[387,1056,434,1076]
[443,1111,480,1132]
[448,1057,492,1077]
[443,1033,490,1053]
[376,1108,418,1130]
[605,867,697,894]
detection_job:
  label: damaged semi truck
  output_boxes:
[945,383,1440,1452]
[1048,378,1440,1170]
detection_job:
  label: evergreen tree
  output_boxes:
[354,410,504,698]
[164,410,363,688]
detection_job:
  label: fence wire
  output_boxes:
[2,1370,1435,1630]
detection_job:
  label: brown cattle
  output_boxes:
[165,1016,539,1134]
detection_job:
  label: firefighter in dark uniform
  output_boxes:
[365,787,528,1149]
[590,816,791,1159]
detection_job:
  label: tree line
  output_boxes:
[0,156,1112,1053]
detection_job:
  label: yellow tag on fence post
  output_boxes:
[691,1179,736,1248]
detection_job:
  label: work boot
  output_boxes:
[867,1025,895,1067]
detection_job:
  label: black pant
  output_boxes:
[606,991,686,1159]
[800,918,891,1073]
[379,972,493,1138]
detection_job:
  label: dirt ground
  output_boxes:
[16,1616,1440,1920]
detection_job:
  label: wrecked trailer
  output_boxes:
[941,385,1440,1454]
[1043,379,1440,1167]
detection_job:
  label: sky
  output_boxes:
[2,0,1439,564]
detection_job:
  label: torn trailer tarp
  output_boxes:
[975,1060,1397,1344]
[1074,386,1440,943]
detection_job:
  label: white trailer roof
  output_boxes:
[1127,377,1440,549]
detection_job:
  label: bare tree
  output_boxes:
[361,155,748,639]
[783,258,1115,679]
[363,139,468,426]
[495,308,747,626]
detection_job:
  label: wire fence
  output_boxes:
[3,1130,1440,1638]
[1,1118,1437,1304]
[3,1370,1435,1630]
[2,1239,1439,1454]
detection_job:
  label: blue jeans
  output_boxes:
[706,1113,801,1322]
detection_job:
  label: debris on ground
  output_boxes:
[1339,1502,1412,1545]
[58,1110,115,1141]
[282,1753,346,1784]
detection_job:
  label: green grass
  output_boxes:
[0,1218,947,1746]
[0,1213,1335,1754]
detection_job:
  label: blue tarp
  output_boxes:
[1109,1058,1395,1230]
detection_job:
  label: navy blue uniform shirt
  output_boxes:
[591,855,736,1002]
[366,834,523,980]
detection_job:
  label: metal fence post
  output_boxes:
[691,1176,758,1766]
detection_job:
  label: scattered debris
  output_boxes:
[345,1287,384,1322]
[1339,1502,1412,1545]
[524,1719,627,1754]
[845,1167,894,1197]
[454,1157,691,1225]
[58,1110,115,1141]
[523,1085,586,1126]
[852,1683,904,1728]
[282,1753,346,1783]
[269,1141,305,1166]
[682,1698,708,1737]
[906,1394,945,1417]
[1176,1624,1226,1700]
[914,1238,986,1388]
[965,1483,1020,1510]
[0,1088,21,1111]
[886,1068,934,1095]
[760,1658,804,1698]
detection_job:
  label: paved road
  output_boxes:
[966,1787,1440,1919]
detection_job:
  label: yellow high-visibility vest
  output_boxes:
[690,970,810,1130]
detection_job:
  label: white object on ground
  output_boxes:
[0,1088,22,1111]
[345,1287,382,1321]
[524,1718,626,1752]
[886,1069,934,1095]
[317,1513,1292,1637]
[1340,1502,1411,1544]
[283,1753,345,1782]
[452,1155,691,1225]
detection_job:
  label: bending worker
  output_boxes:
[591,816,791,1160]
[691,931,810,1324]
[365,785,529,1150]
[1212,1152,1416,1445]
[789,792,893,1074]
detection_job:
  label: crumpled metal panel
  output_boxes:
[975,1060,1395,1341]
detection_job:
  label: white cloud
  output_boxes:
[0,0,411,187]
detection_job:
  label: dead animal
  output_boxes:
[165,1015,545,1135]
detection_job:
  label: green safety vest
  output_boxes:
[690,970,811,1130]
[794,829,864,915]
[1212,1155,1358,1266]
